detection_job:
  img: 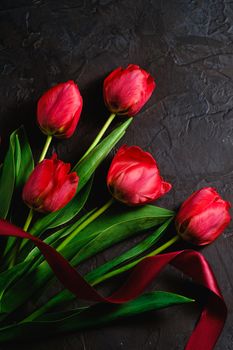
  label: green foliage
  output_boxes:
[0,205,173,317]
[1,126,34,256]
[25,218,174,316]
[0,292,193,343]
[0,131,16,219]
[86,218,173,284]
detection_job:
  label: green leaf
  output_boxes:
[2,126,34,257]
[1,133,21,263]
[85,218,173,284]
[0,261,32,320]
[14,126,34,190]
[0,292,193,342]
[13,135,21,184]
[73,118,132,191]
[38,291,193,322]
[62,204,174,264]
[0,125,32,218]
[0,131,16,218]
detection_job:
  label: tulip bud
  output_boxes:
[37,80,83,138]
[103,64,156,116]
[175,187,231,246]
[107,145,171,206]
[22,154,79,213]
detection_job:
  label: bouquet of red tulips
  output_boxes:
[0,64,230,348]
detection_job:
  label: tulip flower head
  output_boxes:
[37,80,83,138]
[175,187,231,246]
[103,64,156,116]
[107,145,172,206]
[22,154,79,213]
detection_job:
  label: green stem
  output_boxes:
[23,208,34,232]
[57,198,114,252]
[22,234,179,322]
[38,135,53,163]
[77,113,116,165]
[92,235,180,286]
[9,209,34,267]
[18,209,34,252]
[22,300,55,322]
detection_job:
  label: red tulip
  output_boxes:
[103,64,156,116]
[175,187,231,246]
[107,145,172,206]
[37,80,83,138]
[22,154,79,213]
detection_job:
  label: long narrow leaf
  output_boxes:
[86,218,173,284]
[3,126,34,256]
[73,118,132,191]
[0,261,32,321]
[63,204,173,264]
[13,135,21,184]
[0,132,16,218]
[0,292,193,342]
[14,126,34,190]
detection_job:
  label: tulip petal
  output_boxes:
[43,172,79,212]
[22,159,54,209]
[37,81,83,139]
[22,155,79,213]
[107,145,171,206]
[185,203,231,245]
[103,65,155,116]
[176,187,231,245]
[176,187,219,225]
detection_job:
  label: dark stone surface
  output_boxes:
[0,0,233,349]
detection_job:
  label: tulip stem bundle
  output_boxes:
[77,113,116,165]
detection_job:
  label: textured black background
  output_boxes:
[0,0,233,349]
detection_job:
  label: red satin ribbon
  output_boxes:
[0,219,227,350]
